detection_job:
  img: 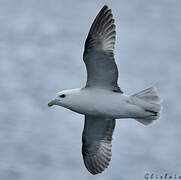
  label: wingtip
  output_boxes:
[103,5,109,8]
[101,5,109,11]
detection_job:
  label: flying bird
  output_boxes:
[48,5,161,175]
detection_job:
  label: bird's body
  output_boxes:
[57,88,159,120]
[48,5,162,175]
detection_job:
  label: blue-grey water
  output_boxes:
[0,1,181,180]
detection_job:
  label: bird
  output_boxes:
[48,5,162,175]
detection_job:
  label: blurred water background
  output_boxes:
[0,0,181,180]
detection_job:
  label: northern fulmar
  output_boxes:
[48,5,162,175]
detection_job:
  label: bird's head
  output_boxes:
[48,88,81,109]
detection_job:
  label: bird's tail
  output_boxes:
[131,87,162,125]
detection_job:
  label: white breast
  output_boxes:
[68,88,136,119]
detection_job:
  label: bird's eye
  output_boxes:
[59,94,66,98]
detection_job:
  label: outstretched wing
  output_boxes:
[83,5,123,93]
[82,115,116,174]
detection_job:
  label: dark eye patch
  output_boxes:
[59,94,66,98]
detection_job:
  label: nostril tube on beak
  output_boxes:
[48,99,57,107]
[48,102,53,107]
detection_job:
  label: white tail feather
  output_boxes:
[131,87,162,125]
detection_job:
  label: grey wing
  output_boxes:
[82,115,116,175]
[83,5,123,93]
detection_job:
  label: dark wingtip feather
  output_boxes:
[84,5,116,54]
[84,153,111,175]
[102,5,109,10]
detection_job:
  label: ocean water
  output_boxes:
[0,0,181,180]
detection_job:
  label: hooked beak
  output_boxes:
[48,99,58,107]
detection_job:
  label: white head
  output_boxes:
[48,88,82,110]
